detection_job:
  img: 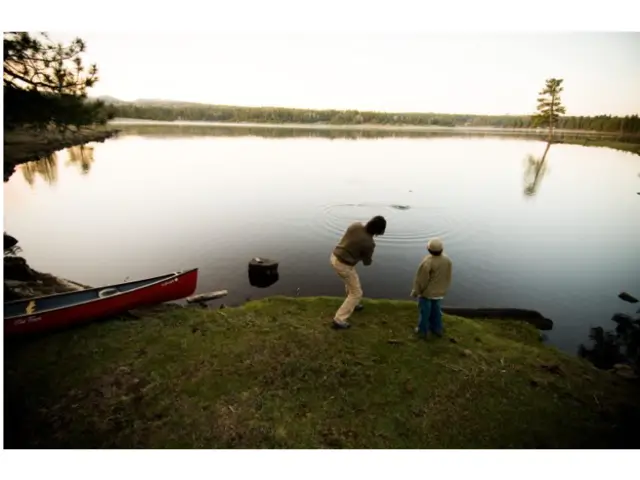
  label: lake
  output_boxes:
[4,124,640,353]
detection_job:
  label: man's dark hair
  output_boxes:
[365,215,387,236]
[428,248,443,256]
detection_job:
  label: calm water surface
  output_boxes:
[4,127,640,352]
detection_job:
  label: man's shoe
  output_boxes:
[332,320,351,330]
[354,304,364,312]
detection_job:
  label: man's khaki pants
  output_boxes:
[330,254,363,323]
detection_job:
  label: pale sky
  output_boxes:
[53,32,640,116]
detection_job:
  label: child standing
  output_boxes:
[410,238,453,338]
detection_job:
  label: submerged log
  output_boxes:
[186,290,228,304]
[442,307,554,331]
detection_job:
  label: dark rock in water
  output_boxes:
[249,257,278,269]
[390,204,411,211]
[248,257,279,288]
[4,256,38,281]
[249,270,279,288]
[618,292,639,304]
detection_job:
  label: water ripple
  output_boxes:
[315,202,471,247]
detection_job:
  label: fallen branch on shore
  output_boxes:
[186,290,229,304]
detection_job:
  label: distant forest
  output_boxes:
[105,99,640,136]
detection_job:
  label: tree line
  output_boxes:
[109,102,640,136]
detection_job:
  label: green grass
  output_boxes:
[4,297,639,448]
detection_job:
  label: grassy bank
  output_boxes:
[3,126,117,181]
[5,297,639,448]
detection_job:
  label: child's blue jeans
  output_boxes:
[417,297,443,336]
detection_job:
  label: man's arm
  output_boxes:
[362,242,375,266]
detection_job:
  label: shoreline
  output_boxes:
[2,257,552,331]
[3,126,118,181]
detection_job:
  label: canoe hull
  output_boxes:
[4,269,198,336]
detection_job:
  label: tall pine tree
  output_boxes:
[532,78,567,141]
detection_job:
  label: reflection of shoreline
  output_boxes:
[111,120,622,141]
[110,119,620,136]
[110,120,640,154]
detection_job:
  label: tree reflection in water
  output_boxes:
[19,145,95,187]
[66,145,95,175]
[20,152,58,187]
[523,142,551,197]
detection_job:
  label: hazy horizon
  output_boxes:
[53,32,640,116]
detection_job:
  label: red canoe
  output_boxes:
[4,268,199,336]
